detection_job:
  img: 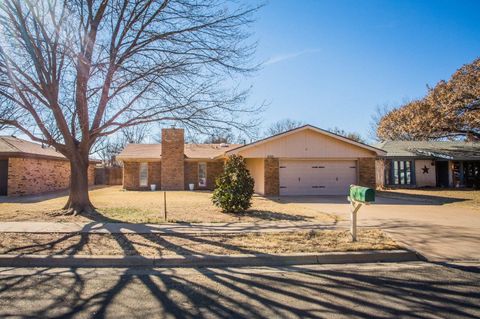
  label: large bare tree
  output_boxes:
[376,58,480,141]
[0,0,261,215]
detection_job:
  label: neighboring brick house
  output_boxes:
[0,136,97,196]
[118,125,384,195]
[375,141,480,188]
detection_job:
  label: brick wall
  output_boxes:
[264,157,279,196]
[184,161,224,190]
[123,161,161,190]
[123,162,140,190]
[161,128,185,190]
[8,157,65,196]
[184,161,198,190]
[7,157,96,196]
[148,162,161,188]
[207,161,224,190]
[358,157,376,188]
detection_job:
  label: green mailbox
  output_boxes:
[349,185,375,203]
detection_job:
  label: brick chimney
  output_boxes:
[161,128,185,190]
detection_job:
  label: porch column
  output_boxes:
[264,157,279,196]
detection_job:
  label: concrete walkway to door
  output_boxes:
[284,195,480,262]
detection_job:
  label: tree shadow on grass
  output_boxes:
[223,209,315,222]
[0,186,109,204]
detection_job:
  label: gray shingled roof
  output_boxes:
[374,141,480,160]
[0,136,101,162]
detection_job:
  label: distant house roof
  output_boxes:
[375,141,480,160]
[117,143,242,161]
[0,136,101,163]
[0,136,66,160]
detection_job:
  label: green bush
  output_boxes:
[212,155,255,213]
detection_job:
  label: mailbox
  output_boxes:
[349,185,375,203]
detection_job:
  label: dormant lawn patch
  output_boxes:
[0,229,398,257]
[0,186,336,224]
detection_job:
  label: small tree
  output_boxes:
[212,155,254,213]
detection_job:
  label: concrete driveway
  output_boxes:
[283,195,480,262]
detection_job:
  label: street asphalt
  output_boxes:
[0,261,478,318]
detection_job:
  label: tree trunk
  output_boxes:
[63,155,94,215]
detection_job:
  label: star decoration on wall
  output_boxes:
[422,165,430,174]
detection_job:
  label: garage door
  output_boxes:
[279,160,357,196]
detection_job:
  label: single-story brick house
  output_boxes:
[0,136,97,196]
[375,141,480,188]
[118,125,385,196]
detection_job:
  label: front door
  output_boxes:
[0,159,8,196]
[436,161,449,187]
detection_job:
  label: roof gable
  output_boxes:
[227,125,385,157]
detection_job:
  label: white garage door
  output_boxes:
[279,160,357,196]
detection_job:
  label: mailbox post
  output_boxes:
[348,185,375,242]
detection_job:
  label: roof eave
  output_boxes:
[226,125,386,156]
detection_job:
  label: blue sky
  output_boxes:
[249,0,480,141]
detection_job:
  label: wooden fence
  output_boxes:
[95,167,123,185]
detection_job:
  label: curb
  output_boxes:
[0,250,420,268]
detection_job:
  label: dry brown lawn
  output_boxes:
[0,229,398,256]
[0,186,336,224]
[379,188,480,211]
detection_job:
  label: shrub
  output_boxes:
[212,155,255,213]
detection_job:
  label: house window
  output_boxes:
[391,160,413,185]
[198,162,207,187]
[139,163,148,187]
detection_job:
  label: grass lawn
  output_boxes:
[0,186,336,224]
[379,188,480,211]
[0,229,398,256]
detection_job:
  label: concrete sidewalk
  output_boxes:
[0,221,344,235]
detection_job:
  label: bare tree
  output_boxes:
[265,119,304,136]
[97,125,149,166]
[203,128,235,144]
[369,104,394,141]
[0,0,261,215]
[328,127,365,143]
